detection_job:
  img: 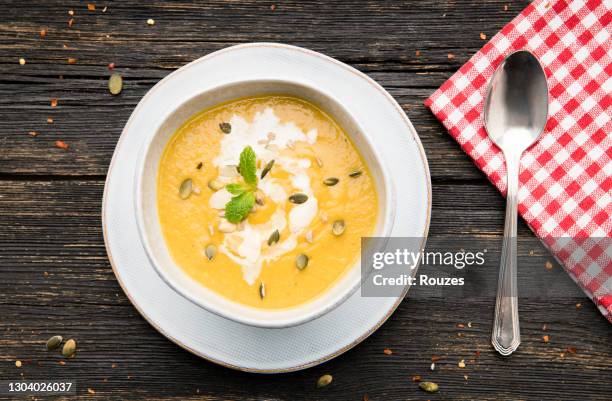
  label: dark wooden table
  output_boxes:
[1,1,610,400]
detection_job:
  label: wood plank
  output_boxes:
[0,0,529,178]
[1,179,608,401]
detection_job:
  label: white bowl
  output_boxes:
[135,79,396,328]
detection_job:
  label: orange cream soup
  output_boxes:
[157,95,378,309]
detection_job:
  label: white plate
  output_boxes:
[102,43,431,373]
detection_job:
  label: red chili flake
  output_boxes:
[55,140,69,150]
[480,32,487,40]
[474,350,481,358]
[362,395,370,401]
[47,117,54,124]
[28,131,39,137]
[566,346,577,354]
[40,29,47,38]
[456,323,465,328]
[87,4,95,11]
[68,18,74,28]
[108,62,115,70]
[431,355,442,362]
[67,57,77,64]
[383,348,393,355]
[270,4,276,11]
[447,53,455,60]
[411,375,422,382]
[51,99,58,107]
[415,50,421,57]
[542,335,550,343]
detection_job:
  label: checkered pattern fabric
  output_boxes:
[425,0,611,322]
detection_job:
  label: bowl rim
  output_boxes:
[134,77,397,328]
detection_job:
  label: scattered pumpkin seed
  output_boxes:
[205,244,217,261]
[179,178,193,199]
[46,335,63,350]
[219,122,231,134]
[207,179,223,191]
[62,339,77,358]
[332,220,346,236]
[323,177,339,186]
[261,159,275,179]
[296,253,309,270]
[259,282,265,299]
[317,374,333,388]
[348,169,362,178]
[289,193,308,204]
[108,73,123,95]
[267,229,280,246]
[419,381,439,393]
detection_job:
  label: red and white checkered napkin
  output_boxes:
[424,0,612,321]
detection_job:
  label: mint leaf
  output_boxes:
[239,146,257,187]
[224,191,255,223]
[225,183,245,196]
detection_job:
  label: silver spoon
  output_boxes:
[483,50,548,356]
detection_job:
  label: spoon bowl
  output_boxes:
[484,50,549,156]
[483,50,548,356]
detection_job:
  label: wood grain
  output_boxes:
[0,1,610,400]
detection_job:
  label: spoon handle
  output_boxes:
[492,155,521,356]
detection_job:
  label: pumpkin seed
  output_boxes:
[218,219,236,233]
[179,179,192,199]
[323,177,339,186]
[46,335,63,350]
[219,122,231,134]
[62,339,76,358]
[220,165,239,177]
[296,253,309,270]
[419,381,439,393]
[205,244,217,261]
[289,193,308,204]
[207,179,223,191]
[259,282,265,299]
[349,169,362,178]
[261,159,275,179]
[255,190,265,206]
[267,229,280,246]
[332,220,346,236]
[317,374,333,388]
[108,73,123,95]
